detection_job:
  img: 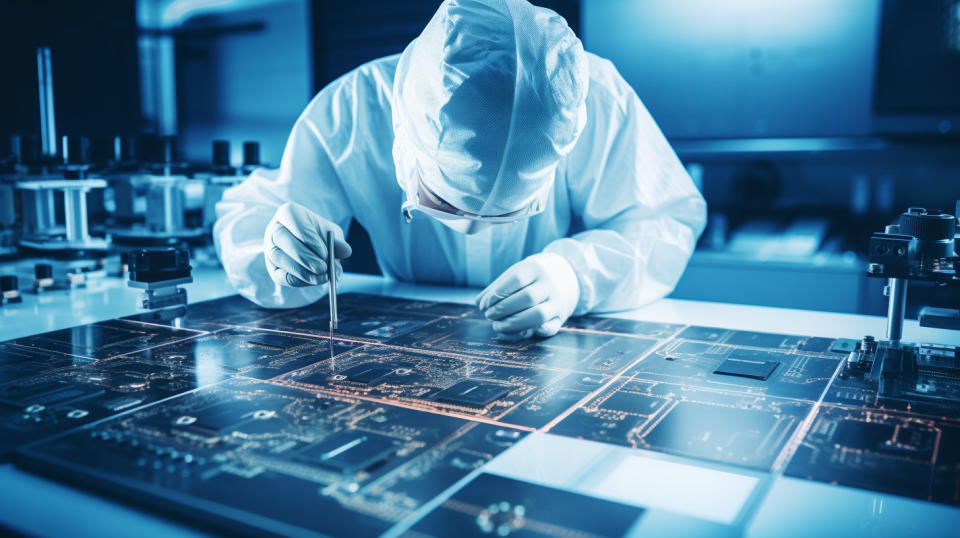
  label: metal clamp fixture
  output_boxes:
[867,206,959,343]
[126,247,193,319]
[854,205,960,399]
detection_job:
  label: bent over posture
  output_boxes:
[215,0,706,338]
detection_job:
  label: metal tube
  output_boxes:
[63,188,88,243]
[327,230,338,331]
[161,184,177,233]
[36,47,57,159]
[885,277,907,343]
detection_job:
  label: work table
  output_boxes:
[0,269,957,537]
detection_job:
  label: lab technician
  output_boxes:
[214,0,706,337]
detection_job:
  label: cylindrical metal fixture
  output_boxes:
[885,277,907,343]
[327,230,338,331]
[63,187,89,243]
[36,47,57,159]
[146,180,185,233]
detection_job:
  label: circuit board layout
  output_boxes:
[21,378,525,537]
[7,292,960,536]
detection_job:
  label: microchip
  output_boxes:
[340,364,396,386]
[433,380,510,408]
[246,332,306,350]
[713,357,779,381]
[830,338,859,354]
[296,432,400,473]
[174,401,262,438]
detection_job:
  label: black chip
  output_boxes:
[341,364,396,386]
[433,380,510,408]
[297,432,400,473]
[245,332,307,350]
[713,358,779,381]
[174,401,262,437]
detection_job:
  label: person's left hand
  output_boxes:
[476,253,580,338]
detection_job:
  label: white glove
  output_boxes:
[264,202,352,288]
[475,253,580,338]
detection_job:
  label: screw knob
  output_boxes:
[899,208,956,241]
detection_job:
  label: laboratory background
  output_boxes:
[0,1,958,537]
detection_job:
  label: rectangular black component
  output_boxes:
[127,247,191,283]
[433,380,511,408]
[245,332,308,350]
[296,432,400,473]
[410,473,643,538]
[714,357,779,381]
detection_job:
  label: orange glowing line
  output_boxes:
[770,358,845,472]
[538,338,671,432]
[267,379,534,432]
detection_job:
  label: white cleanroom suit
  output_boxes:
[214,0,706,336]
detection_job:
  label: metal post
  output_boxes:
[886,277,907,343]
[36,47,57,159]
[63,188,89,243]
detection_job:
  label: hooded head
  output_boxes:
[393,0,588,229]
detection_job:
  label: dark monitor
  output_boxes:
[873,0,960,135]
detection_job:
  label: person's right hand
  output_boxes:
[264,202,352,288]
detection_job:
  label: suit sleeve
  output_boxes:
[543,80,706,314]
[213,81,355,308]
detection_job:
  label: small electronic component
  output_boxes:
[713,357,779,381]
[0,275,21,304]
[830,338,859,353]
[126,247,193,319]
[296,432,400,473]
[172,401,265,440]
[433,380,511,408]
[246,332,307,350]
[339,363,399,386]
